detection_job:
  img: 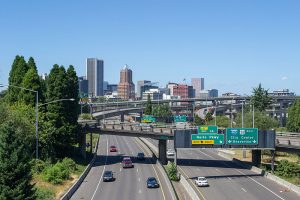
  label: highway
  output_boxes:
[71,135,175,200]
[149,139,300,200]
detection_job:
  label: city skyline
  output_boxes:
[0,1,299,95]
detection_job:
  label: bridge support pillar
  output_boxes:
[271,150,275,173]
[252,149,261,167]
[158,139,167,165]
[120,113,124,122]
[79,126,87,160]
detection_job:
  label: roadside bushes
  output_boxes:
[166,161,180,181]
[276,160,300,178]
[33,158,77,184]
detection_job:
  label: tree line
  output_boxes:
[0,55,80,199]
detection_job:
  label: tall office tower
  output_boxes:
[117,65,135,100]
[137,80,151,99]
[86,58,104,97]
[191,78,204,98]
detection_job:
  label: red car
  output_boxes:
[110,145,117,152]
[122,157,133,168]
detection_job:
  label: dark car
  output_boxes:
[147,177,159,188]
[137,152,145,160]
[110,145,117,152]
[103,171,114,182]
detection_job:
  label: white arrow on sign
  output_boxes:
[228,140,232,143]
[220,140,223,144]
[253,140,257,143]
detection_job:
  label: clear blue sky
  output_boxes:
[0,0,299,95]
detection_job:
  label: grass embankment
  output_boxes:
[232,150,300,186]
[34,134,100,200]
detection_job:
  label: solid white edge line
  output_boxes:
[90,136,109,200]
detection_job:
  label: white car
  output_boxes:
[167,149,175,156]
[195,177,209,187]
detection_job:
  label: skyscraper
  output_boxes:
[191,78,204,98]
[117,65,135,100]
[86,58,104,97]
[137,80,151,99]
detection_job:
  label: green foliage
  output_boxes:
[0,120,36,200]
[194,114,205,126]
[251,83,272,112]
[207,115,230,128]
[35,187,54,200]
[19,67,41,107]
[42,158,76,185]
[235,111,279,130]
[205,112,213,123]
[275,160,300,178]
[144,94,152,115]
[152,104,172,118]
[31,159,49,174]
[287,99,300,132]
[166,162,180,181]
[79,113,93,120]
[8,55,29,103]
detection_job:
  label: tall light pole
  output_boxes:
[242,100,246,159]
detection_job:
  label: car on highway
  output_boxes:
[122,157,133,168]
[146,177,159,188]
[103,171,114,182]
[110,145,117,152]
[195,176,209,187]
[137,152,145,160]
[167,149,175,156]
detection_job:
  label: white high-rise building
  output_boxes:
[191,78,204,98]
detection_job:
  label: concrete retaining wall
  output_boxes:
[60,138,100,200]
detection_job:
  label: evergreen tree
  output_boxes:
[8,56,29,103]
[251,83,272,112]
[27,57,37,71]
[287,99,300,132]
[0,121,36,200]
[19,67,41,107]
[42,65,73,158]
[145,94,152,115]
[66,65,80,144]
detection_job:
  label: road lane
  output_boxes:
[71,135,172,200]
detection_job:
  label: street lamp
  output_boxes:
[0,83,74,159]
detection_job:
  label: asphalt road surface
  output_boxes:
[71,135,175,200]
[149,139,299,200]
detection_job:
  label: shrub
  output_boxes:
[43,161,70,184]
[166,161,180,181]
[35,187,55,200]
[80,113,93,120]
[31,159,48,174]
[276,160,300,178]
[61,158,77,172]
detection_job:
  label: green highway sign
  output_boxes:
[174,115,187,123]
[160,135,169,140]
[141,115,156,123]
[198,126,218,134]
[191,134,224,145]
[226,128,258,145]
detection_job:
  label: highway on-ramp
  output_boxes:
[71,135,175,200]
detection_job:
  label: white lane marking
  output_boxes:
[139,189,142,194]
[91,136,109,200]
[137,168,139,173]
[138,178,141,182]
[234,168,285,200]
[199,150,286,200]
[228,177,232,181]
[215,169,220,172]
[242,188,247,192]
[120,168,122,172]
